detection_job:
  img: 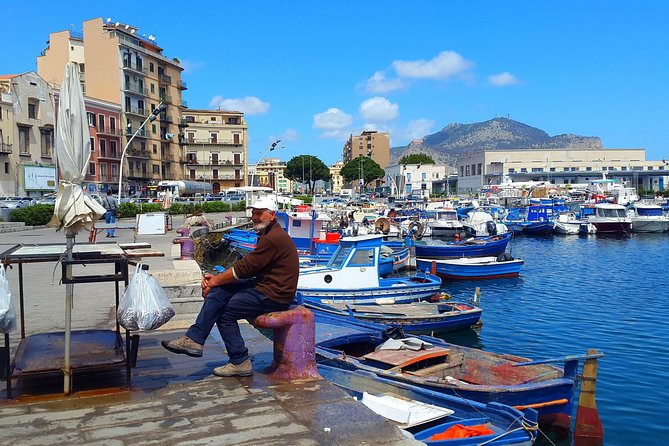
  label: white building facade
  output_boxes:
[385,163,449,198]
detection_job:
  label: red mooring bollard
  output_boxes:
[253,306,322,381]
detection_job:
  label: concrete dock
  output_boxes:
[0,213,420,445]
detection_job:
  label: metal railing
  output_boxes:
[125,105,148,117]
[0,143,12,154]
[122,60,147,75]
[177,80,188,90]
[98,151,120,159]
[184,138,243,145]
[125,128,149,138]
[159,94,172,103]
[158,73,172,83]
[124,83,149,96]
[95,126,123,136]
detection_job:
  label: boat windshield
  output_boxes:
[328,246,353,269]
[598,207,626,218]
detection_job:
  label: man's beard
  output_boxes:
[253,221,269,232]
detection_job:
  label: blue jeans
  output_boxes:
[105,211,116,236]
[186,281,289,365]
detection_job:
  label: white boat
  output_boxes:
[589,203,632,234]
[461,210,509,237]
[553,212,582,235]
[427,208,463,237]
[629,202,669,233]
[297,235,442,305]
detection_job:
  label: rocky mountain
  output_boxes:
[390,117,602,165]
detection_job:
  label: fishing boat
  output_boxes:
[553,212,582,235]
[302,298,482,334]
[628,202,669,233]
[522,206,555,236]
[314,312,604,437]
[298,235,442,305]
[318,364,539,445]
[461,209,509,237]
[413,232,513,259]
[426,208,463,237]
[416,254,523,280]
[588,203,632,234]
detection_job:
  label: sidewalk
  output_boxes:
[0,213,420,445]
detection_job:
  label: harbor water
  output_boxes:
[437,233,669,446]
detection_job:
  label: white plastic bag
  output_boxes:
[117,264,175,330]
[0,265,16,333]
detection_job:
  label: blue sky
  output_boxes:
[3,1,668,166]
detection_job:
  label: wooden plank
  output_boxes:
[118,242,152,250]
[124,248,165,258]
[363,346,450,368]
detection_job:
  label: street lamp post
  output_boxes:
[251,139,281,188]
[117,103,165,202]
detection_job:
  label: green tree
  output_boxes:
[341,156,385,188]
[399,153,435,165]
[284,155,332,194]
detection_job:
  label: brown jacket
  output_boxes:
[232,219,299,305]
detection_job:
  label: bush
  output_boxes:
[117,202,164,218]
[9,204,55,226]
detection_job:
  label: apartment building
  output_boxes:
[181,109,247,193]
[342,130,390,169]
[329,161,344,194]
[37,17,187,194]
[254,158,291,192]
[81,98,122,194]
[457,148,669,193]
[385,163,449,198]
[0,72,57,196]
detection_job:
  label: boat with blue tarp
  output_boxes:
[413,232,513,259]
[417,254,523,280]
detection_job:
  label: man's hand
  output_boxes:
[201,273,215,298]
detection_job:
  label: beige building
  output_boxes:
[329,161,345,194]
[181,109,247,193]
[342,130,390,169]
[0,72,57,196]
[254,158,291,192]
[457,148,669,193]
[37,18,187,195]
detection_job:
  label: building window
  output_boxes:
[153,144,158,154]
[88,162,96,175]
[111,164,118,178]
[508,168,515,174]
[98,114,105,131]
[150,84,155,93]
[621,166,627,171]
[571,167,578,171]
[531,168,542,172]
[213,169,219,179]
[477,163,482,175]
[28,103,38,119]
[563,167,570,172]
[520,168,527,173]
[99,139,106,157]
[110,140,117,157]
[152,124,156,134]
[90,138,95,151]
[465,166,470,176]
[149,62,154,72]
[189,169,195,180]
[152,164,159,174]
[87,112,94,126]
[648,166,654,170]
[100,162,107,179]
[109,117,116,133]
[460,166,464,176]
[4,163,8,174]
[421,172,426,180]
[549,167,556,172]
[586,167,592,171]
[19,126,30,153]
[40,128,53,157]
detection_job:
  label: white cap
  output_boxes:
[246,196,278,212]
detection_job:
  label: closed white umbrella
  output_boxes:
[50,62,106,394]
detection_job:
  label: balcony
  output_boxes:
[0,143,12,154]
[100,174,119,183]
[123,83,149,96]
[125,128,149,139]
[181,100,188,108]
[177,80,187,90]
[126,147,150,158]
[159,114,173,123]
[95,126,122,137]
[183,138,243,146]
[127,169,152,180]
[125,105,148,117]
[122,60,147,75]
[98,150,120,160]
[159,93,172,103]
[158,73,172,84]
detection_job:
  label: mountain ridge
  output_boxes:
[390,117,602,165]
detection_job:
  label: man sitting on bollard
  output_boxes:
[161,196,299,377]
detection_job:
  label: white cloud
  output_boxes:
[488,72,519,86]
[208,96,270,115]
[279,128,299,142]
[360,97,399,122]
[313,108,353,130]
[365,71,405,93]
[405,119,435,140]
[393,51,473,79]
[179,60,205,74]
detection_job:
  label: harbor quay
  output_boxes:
[0,214,419,446]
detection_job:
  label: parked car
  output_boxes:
[0,197,37,209]
[36,194,57,205]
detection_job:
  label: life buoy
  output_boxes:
[408,221,425,239]
[374,217,391,234]
[485,192,491,198]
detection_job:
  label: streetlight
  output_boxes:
[117,102,166,201]
[251,139,281,188]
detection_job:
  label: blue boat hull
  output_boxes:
[522,221,555,235]
[318,364,539,446]
[417,258,523,280]
[414,232,512,259]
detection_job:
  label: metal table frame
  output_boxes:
[1,243,139,399]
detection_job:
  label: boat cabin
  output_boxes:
[277,206,332,253]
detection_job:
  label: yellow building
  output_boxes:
[342,130,390,168]
[37,18,187,194]
[181,109,248,193]
[329,161,345,193]
[254,158,291,192]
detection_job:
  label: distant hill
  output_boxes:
[390,117,602,165]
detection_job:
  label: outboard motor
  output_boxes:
[486,220,498,236]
